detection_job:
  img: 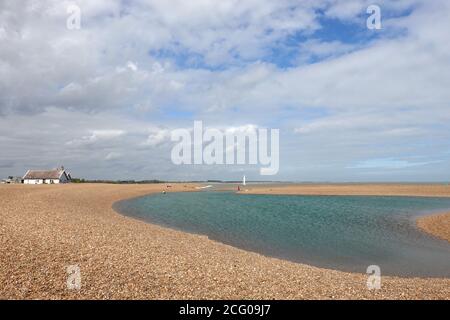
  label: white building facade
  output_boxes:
[23,168,71,184]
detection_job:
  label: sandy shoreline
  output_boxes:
[240,183,450,197]
[417,212,450,243]
[1,183,449,299]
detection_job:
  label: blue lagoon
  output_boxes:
[115,191,450,277]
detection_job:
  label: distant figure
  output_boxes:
[237,186,241,191]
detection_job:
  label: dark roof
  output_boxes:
[23,169,67,180]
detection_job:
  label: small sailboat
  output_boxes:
[242,175,246,186]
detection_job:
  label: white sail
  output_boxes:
[243,175,246,186]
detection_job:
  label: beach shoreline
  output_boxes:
[1,183,449,299]
[416,212,450,243]
[239,183,450,197]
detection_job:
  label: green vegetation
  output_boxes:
[71,178,165,184]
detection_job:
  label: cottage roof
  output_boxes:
[23,169,67,180]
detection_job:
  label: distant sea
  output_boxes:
[115,189,450,277]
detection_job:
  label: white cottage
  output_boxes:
[23,168,72,184]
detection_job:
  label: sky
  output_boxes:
[1,0,450,182]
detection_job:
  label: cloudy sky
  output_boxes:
[1,0,449,181]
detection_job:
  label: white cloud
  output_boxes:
[143,129,171,147]
[225,124,258,135]
[126,61,138,72]
[348,158,443,169]
[296,39,359,63]
[105,152,122,161]
[66,130,126,146]
[1,0,449,181]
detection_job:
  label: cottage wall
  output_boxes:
[24,179,43,184]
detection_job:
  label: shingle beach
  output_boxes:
[1,183,449,299]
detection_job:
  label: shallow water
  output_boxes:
[115,191,450,277]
